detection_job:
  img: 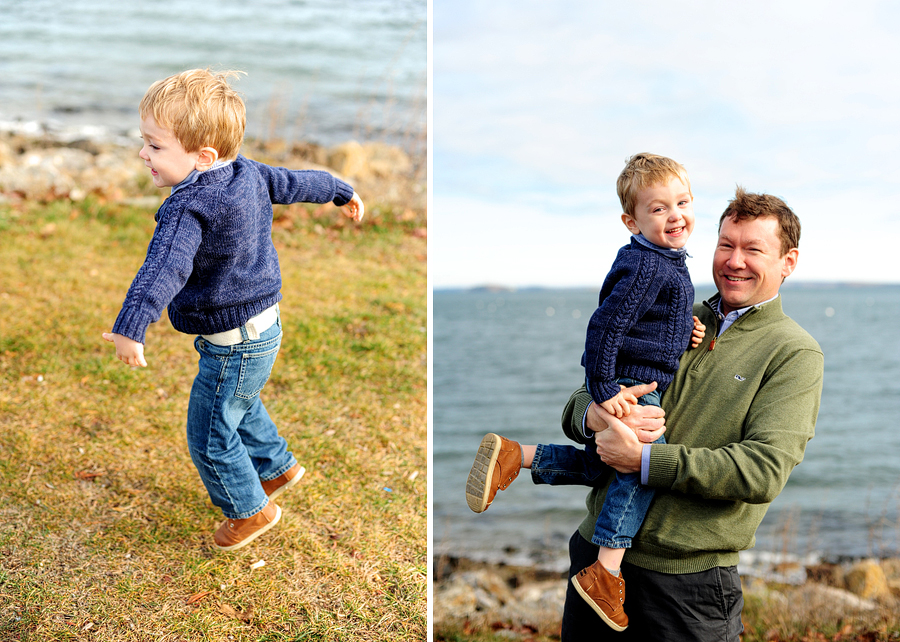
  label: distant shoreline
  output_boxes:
[434,282,900,293]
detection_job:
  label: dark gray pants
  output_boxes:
[561,532,744,642]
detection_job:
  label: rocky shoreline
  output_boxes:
[0,124,425,221]
[433,553,900,638]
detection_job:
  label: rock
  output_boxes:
[327,141,368,178]
[325,140,412,181]
[791,583,879,617]
[844,559,890,600]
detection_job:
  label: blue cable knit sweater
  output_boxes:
[582,236,695,404]
[112,155,354,344]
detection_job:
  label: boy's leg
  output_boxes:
[235,397,298,481]
[591,376,663,549]
[466,435,608,514]
[187,326,285,520]
[573,378,663,629]
[530,443,607,486]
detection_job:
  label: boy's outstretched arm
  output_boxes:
[340,192,365,222]
[102,332,148,368]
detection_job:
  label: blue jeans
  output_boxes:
[187,315,297,519]
[532,377,664,548]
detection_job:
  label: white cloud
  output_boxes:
[433,0,900,286]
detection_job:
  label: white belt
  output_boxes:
[201,304,279,346]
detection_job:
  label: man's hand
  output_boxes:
[594,412,644,473]
[102,332,147,368]
[340,192,365,222]
[586,382,665,443]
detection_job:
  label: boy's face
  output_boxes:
[621,176,694,250]
[138,115,203,188]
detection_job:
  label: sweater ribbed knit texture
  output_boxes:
[112,156,354,343]
[563,294,824,574]
[582,237,694,404]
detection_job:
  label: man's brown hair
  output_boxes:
[719,187,801,256]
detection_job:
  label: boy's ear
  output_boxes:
[621,213,641,235]
[196,147,219,171]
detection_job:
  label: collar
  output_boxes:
[171,159,233,195]
[714,293,780,336]
[632,233,691,259]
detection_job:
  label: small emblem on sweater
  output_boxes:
[734,375,746,381]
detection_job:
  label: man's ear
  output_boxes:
[196,147,219,171]
[621,213,641,235]
[781,247,799,280]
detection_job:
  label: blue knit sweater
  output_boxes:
[112,155,354,343]
[582,236,695,404]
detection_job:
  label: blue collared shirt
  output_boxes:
[632,233,691,260]
[171,159,233,195]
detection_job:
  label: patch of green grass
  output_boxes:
[0,196,426,640]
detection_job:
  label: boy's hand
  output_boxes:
[598,388,638,418]
[340,192,365,222]
[690,316,706,348]
[102,332,147,368]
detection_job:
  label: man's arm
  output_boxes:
[647,347,823,504]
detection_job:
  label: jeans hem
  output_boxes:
[260,456,299,483]
[590,536,632,549]
[222,496,269,521]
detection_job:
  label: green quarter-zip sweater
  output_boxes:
[562,293,824,574]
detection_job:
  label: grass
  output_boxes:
[0,194,426,641]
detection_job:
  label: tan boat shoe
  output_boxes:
[571,560,628,631]
[465,433,522,513]
[214,501,282,551]
[261,463,306,501]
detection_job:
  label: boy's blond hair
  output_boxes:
[616,153,692,217]
[140,68,246,161]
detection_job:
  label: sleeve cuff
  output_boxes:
[111,306,152,344]
[581,400,595,439]
[641,444,651,485]
[331,178,355,206]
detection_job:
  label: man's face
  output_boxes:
[713,216,798,314]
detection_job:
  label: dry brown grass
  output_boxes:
[0,193,426,641]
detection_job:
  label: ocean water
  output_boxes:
[0,0,425,150]
[433,284,900,574]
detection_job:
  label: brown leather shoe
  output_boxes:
[465,433,521,513]
[571,560,628,631]
[214,502,282,551]
[261,463,306,501]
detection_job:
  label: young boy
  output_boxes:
[102,69,364,551]
[465,153,703,631]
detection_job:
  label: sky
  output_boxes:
[431,0,900,288]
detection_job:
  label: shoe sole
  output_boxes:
[570,576,628,632]
[215,505,283,552]
[465,433,502,513]
[266,466,306,501]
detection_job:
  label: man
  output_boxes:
[559,187,824,641]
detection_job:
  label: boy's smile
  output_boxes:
[621,177,695,250]
[138,115,203,188]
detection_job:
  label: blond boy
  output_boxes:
[465,153,703,630]
[103,69,363,550]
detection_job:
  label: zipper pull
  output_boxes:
[708,338,716,351]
